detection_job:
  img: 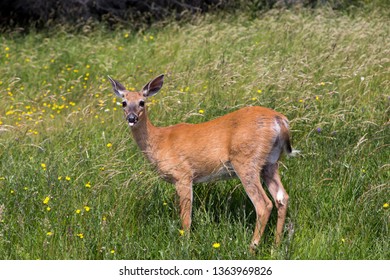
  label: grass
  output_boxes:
[0,8,389,260]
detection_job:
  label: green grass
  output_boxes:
[0,8,389,260]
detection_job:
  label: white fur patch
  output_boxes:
[289,149,301,157]
[276,189,285,205]
[267,120,282,164]
[273,119,281,134]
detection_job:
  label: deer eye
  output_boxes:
[139,100,145,107]
[122,101,127,107]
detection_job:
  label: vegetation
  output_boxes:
[0,8,389,259]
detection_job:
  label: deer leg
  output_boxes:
[175,179,193,232]
[262,163,289,245]
[233,164,273,251]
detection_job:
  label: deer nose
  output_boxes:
[127,113,138,126]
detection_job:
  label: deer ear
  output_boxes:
[108,76,126,98]
[142,74,164,97]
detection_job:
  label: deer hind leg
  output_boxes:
[233,163,273,251]
[175,178,193,232]
[262,163,289,245]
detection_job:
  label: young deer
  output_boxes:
[108,74,296,251]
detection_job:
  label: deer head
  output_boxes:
[108,74,164,127]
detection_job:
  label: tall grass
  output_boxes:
[0,9,389,259]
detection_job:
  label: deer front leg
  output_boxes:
[175,179,193,231]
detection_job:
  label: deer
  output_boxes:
[108,74,297,251]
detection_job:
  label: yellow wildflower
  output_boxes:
[179,229,185,236]
[383,203,389,209]
[110,250,115,254]
[85,182,92,188]
[75,209,81,214]
[41,163,47,170]
[198,109,204,114]
[84,206,90,212]
[65,176,71,181]
[77,233,84,239]
[47,231,53,236]
[43,197,50,205]
[212,242,221,249]
[106,143,112,148]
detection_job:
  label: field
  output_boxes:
[0,8,389,260]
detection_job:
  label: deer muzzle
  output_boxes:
[127,113,138,127]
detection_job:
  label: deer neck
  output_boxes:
[130,109,158,160]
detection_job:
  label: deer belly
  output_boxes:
[193,162,237,183]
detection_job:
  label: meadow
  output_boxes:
[0,8,389,260]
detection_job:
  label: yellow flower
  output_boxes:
[75,209,81,214]
[106,143,112,148]
[46,207,51,211]
[58,176,62,181]
[10,190,15,194]
[198,109,204,114]
[212,242,221,249]
[383,203,389,209]
[179,229,185,236]
[110,249,115,254]
[124,33,129,38]
[43,196,50,205]
[77,233,84,239]
[65,176,71,181]
[257,89,262,93]
[85,182,92,188]
[46,231,53,236]
[84,206,90,212]
[41,163,47,170]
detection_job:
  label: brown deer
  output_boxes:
[108,74,297,251]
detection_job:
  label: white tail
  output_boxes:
[109,74,296,251]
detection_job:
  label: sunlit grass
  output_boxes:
[0,9,389,260]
